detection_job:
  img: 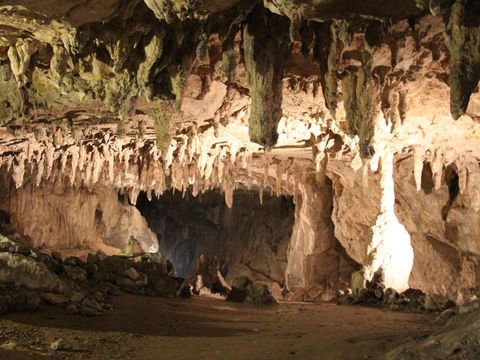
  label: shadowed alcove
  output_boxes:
[136,189,295,285]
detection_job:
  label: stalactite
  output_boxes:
[12,153,25,189]
[45,143,55,180]
[413,148,424,192]
[313,21,340,116]
[85,155,93,189]
[342,21,383,159]
[445,0,480,119]
[92,148,103,185]
[78,145,86,173]
[242,5,291,147]
[431,150,444,191]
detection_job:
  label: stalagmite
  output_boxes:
[366,151,413,292]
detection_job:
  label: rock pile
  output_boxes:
[338,270,445,313]
[0,235,184,316]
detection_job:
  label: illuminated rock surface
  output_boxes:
[1,1,480,358]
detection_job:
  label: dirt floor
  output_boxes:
[0,294,439,360]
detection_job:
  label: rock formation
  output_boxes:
[0,0,480,314]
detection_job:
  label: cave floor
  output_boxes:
[0,294,439,360]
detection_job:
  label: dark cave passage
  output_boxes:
[136,189,295,285]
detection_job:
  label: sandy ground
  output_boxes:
[0,294,439,360]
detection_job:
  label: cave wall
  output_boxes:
[0,178,158,258]
[330,156,480,301]
[136,189,294,286]
[1,152,480,301]
[286,173,359,301]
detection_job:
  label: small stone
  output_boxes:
[64,265,87,282]
[424,295,439,311]
[64,256,82,267]
[99,282,120,296]
[95,250,107,262]
[80,306,103,317]
[41,292,69,305]
[66,303,79,315]
[86,253,98,264]
[83,261,98,275]
[69,291,84,304]
[82,297,102,311]
[93,291,104,303]
[0,342,18,350]
[124,267,140,281]
[356,288,368,303]
[179,286,192,298]
[383,288,398,305]
[50,339,70,351]
[337,295,353,305]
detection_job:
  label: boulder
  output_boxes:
[0,252,66,293]
[351,270,366,298]
[147,273,183,297]
[227,277,277,305]
[64,256,83,267]
[40,292,69,305]
[401,288,426,308]
[5,290,42,311]
[383,288,398,305]
[64,265,87,282]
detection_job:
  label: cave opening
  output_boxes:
[135,189,295,288]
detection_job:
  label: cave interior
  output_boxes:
[1,0,480,359]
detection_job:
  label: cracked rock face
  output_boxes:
[0,0,480,305]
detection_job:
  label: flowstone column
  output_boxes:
[366,151,414,291]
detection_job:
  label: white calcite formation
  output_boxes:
[366,151,413,292]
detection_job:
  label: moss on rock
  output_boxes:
[242,5,291,148]
[445,0,480,119]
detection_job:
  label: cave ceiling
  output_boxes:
[0,0,479,196]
